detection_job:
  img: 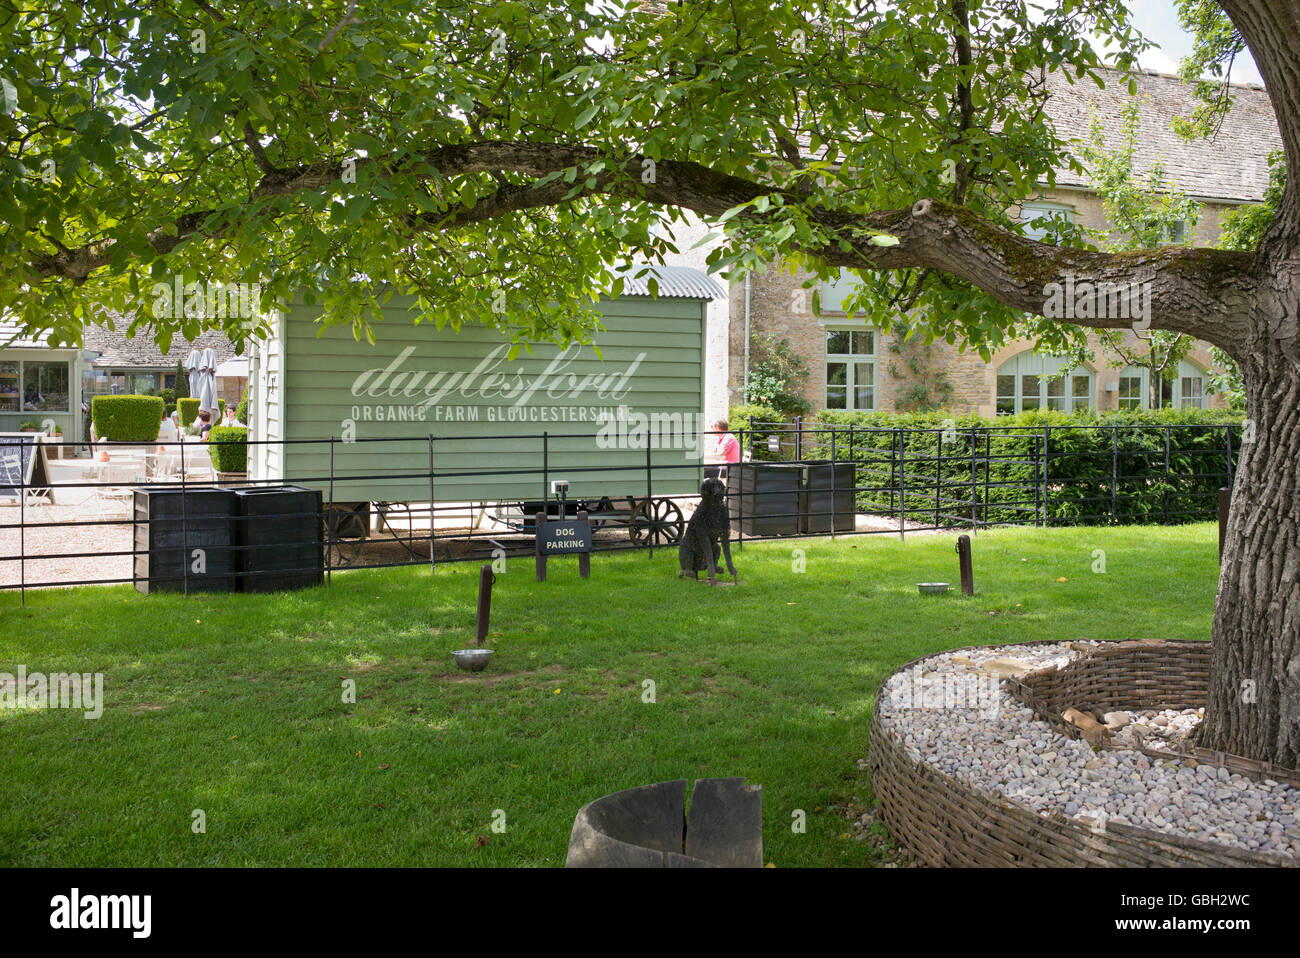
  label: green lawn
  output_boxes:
[0,524,1219,867]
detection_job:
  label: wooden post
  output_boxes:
[957,534,974,596]
[534,510,547,581]
[474,564,494,646]
[578,509,591,579]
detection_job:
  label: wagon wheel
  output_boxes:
[588,496,615,531]
[328,534,367,568]
[629,497,685,546]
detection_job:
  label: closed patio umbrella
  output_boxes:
[183,349,202,400]
[194,348,219,415]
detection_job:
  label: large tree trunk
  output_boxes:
[1198,275,1300,768]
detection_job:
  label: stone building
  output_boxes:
[719,68,1281,418]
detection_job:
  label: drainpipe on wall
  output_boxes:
[742,274,751,405]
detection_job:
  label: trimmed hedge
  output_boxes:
[176,397,200,426]
[208,426,247,473]
[742,408,1245,527]
[91,395,165,443]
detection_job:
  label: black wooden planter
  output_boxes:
[799,460,856,534]
[726,462,802,536]
[234,485,324,592]
[133,487,238,594]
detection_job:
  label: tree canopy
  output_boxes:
[2,0,1162,355]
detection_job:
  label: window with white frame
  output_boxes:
[1020,201,1075,242]
[1117,371,1144,410]
[1115,361,1207,409]
[1180,366,1206,408]
[825,328,875,410]
[995,352,1093,415]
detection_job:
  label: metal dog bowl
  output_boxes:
[917,582,950,595]
[451,649,494,671]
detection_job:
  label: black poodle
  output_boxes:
[678,477,738,584]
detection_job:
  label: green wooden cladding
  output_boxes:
[275,295,708,503]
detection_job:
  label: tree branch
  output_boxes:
[25,141,1259,351]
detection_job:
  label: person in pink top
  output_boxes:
[705,418,741,480]
[714,419,740,463]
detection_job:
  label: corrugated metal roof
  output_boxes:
[610,264,727,300]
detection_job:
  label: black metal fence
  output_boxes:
[742,419,1240,529]
[0,422,1238,598]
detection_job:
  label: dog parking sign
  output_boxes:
[535,512,592,580]
[537,519,593,555]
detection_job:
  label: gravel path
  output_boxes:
[0,500,134,589]
[875,643,1300,858]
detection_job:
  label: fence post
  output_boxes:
[848,422,855,531]
[434,436,444,571]
[1042,426,1050,529]
[795,415,803,462]
[983,431,991,528]
[1225,423,1234,486]
[1033,431,1041,527]
[1170,428,1180,527]
[535,510,548,581]
[830,425,837,539]
[645,440,653,559]
[1111,425,1119,525]
[969,425,978,531]
[326,437,334,586]
[897,428,906,541]
[18,454,25,605]
[180,438,189,597]
[934,431,942,530]
[738,435,745,551]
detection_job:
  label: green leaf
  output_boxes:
[245,90,274,121]
[0,77,17,115]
